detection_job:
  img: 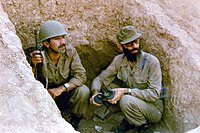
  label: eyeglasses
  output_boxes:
[124,39,140,48]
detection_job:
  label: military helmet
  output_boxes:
[117,26,142,45]
[39,20,68,42]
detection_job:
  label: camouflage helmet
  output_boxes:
[117,26,142,45]
[39,20,68,42]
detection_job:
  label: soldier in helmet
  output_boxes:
[31,20,90,130]
[90,26,163,133]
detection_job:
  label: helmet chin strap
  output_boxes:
[49,46,60,53]
[45,41,60,53]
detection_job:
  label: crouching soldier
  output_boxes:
[90,26,163,133]
[31,20,90,130]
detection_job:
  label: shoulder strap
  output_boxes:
[160,81,167,99]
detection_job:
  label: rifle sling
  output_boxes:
[41,51,48,89]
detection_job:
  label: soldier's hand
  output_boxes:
[31,50,42,67]
[108,88,128,104]
[48,86,65,100]
[90,93,103,106]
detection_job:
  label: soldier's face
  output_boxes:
[123,39,140,53]
[122,39,140,62]
[49,35,66,53]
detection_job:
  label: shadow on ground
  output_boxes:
[62,104,168,133]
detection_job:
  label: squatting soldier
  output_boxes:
[31,20,90,130]
[90,26,163,133]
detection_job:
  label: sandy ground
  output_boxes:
[62,104,168,133]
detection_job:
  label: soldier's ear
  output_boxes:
[117,43,123,52]
[42,41,50,48]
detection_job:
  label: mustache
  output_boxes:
[130,48,138,52]
[58,44,66,48]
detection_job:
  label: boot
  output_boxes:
[70,115,81,130]
[111,119,135,133]
[137,123,153,133]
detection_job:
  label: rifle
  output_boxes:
[34,28,43,83]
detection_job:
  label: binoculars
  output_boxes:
[94,90,115,104]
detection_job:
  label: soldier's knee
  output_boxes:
[119,95,132,111]
[119,95,139,112]
[77,85,90,98]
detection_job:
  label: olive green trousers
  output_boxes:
[55,85,90,117]
[119,95,163,126]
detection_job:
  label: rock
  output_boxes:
[186,126,200,133]
[0,4,79,133]
[1,0,200,132]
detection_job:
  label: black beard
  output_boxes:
[122,46,140,62]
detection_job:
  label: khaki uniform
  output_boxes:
[92,51,163,126]
[42,44,89,117]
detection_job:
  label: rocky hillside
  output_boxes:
[0,0,200,132]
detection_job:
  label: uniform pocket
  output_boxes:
[60,70,70,80]
[134,66,148,89]
[48,76,55,83]
[117,67,128,82]
[135,76,148,89]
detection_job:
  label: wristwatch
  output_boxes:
[127,88,131,95]
[64,83,70,92]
